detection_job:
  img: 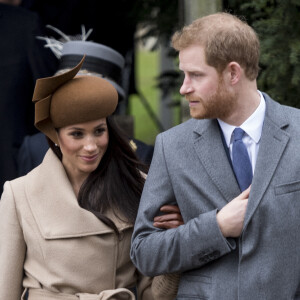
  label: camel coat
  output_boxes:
[0,150,153,300]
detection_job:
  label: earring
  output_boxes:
[55,143,59,147]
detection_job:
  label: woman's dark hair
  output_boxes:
[48,116,148,236]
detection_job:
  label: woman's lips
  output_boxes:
[80,154,99,162]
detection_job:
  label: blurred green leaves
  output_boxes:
[226,0,300,107]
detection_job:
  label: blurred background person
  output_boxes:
[0,0,58,194]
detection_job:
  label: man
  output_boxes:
[131,12,300,299]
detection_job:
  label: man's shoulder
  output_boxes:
[264,93,300,125]
[155,118,210,152]
[160,118,201,138]
[279,102,300,118]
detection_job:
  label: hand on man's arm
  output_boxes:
[217,186,250,238]
[131,133,237,276]
[153,205,184,229]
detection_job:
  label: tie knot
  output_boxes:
[233,128,245,141]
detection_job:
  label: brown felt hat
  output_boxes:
[32,56,118,144]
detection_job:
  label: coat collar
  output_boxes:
[191,93,290,218]
[25,150,132,240]
[243,93,290,230]
[192,118,241,204]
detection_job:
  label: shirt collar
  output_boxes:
[218,90,266,147]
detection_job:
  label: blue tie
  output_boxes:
[232,128,253,191]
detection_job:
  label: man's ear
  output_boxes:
[226,62,242,85]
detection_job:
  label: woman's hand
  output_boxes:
[153,205,184,229]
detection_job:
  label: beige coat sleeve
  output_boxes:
[136,270,154,300]
[151,273,180,300]
[0,181,26,300]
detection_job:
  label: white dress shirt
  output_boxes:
[217,91,266,174]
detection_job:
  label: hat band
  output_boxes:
[59,54,123,85]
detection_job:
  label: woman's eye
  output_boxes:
[95,128,105,135]
[70,131,83,138]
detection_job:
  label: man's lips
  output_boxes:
[188,100,200,107]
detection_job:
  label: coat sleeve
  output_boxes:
[151,273,180,300]
[130,133,234,277]
[137,271,180,300]
[136,270,153,300]
[0,181,26,299]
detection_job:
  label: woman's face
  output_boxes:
[57,118,109,180]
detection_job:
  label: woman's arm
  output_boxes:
[150,205,183,299]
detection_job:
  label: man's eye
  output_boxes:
[191,73,201,78]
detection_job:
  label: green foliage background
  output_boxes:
[129,50,160,145]
[129,0,300,145]
[128,0,181,145]
[226,0,300,108]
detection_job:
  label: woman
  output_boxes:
[0,57,183,300]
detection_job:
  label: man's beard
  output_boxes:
[188,78,238,120]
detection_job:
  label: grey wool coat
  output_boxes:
[131,93,300,299]
[0,150,153,300]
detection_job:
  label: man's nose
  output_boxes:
[179,77,193,95]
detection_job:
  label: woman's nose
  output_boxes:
[83,137,97,151]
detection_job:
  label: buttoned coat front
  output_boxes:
[131,94,300,299]
[0,150,152,300]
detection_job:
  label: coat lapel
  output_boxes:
[193,119,241,203]
[25,150,131,239]
[243,95,290,230]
